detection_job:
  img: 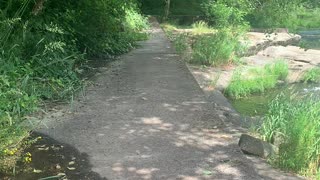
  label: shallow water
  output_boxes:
[230,83,320,116]
[298,29,320,49]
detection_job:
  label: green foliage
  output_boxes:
[191,27,246,65]
[248,0,303,29]
[124,7,149,32]
[260,94,320,176]
[302,67,320,83]
[297,8,320,29]
[225,60,289,98]
[202,0,251,28]
[174,33,189,54]
[201,0,317,29]
[140,0,204,16]
[0,0,148,173]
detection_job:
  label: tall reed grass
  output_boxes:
[260,94,320,177]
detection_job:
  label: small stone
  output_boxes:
[56,164,61,169]
[238,134,278,158]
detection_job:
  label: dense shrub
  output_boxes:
[202,0,251,28]
[0,0,148,172]
[247,0,303,29]
[202,0,317,29]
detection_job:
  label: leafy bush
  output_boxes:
[191,27,246,65]
[124,7,149,32]
[247,0,304,29]
[202,0,251,28]
[260,94,320,177]
[225,60,288,98]
[296,8,320,29]
[0,0,148,173]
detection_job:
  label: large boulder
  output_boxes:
[238,134,278,158]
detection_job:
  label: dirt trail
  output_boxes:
[37,19,302,179]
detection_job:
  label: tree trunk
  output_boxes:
[164,0,170,21]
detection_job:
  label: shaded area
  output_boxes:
[1,132,107,180]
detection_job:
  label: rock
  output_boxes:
[243,32,301,57]
[238,134,278,158]
[55,164,61,169]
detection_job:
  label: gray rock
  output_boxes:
[239,134,278,158]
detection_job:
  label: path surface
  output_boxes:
[39,20,302,179]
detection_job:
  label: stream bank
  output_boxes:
[188,29,320,116]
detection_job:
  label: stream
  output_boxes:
[230,83,320,117]
[230,29,320,117]
[298,29,320,49]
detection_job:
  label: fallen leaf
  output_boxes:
[38,147,49,151]
[57,173,66,176]
[67,167,76,171]
[203,170,213,176]
[33,169,42,173]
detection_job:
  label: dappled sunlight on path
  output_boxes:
[37,18,302,180]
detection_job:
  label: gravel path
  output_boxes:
[38,19,302,180]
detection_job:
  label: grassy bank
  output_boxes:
[161,21,246,66]
[260,95,320,178]
[225,61,289,98]
[0,0,148,174]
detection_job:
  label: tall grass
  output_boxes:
[302,67,320,83]
[191,27,246,66]
[174,33,189,54]
[225,60,288,98]
[260,94,320,177]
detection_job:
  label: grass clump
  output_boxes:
[174,33,189,54]
[302,67,320,83]
[191,21,215,35]
[260,94,320,177]
[191,27,246,66]
[225,60,288,98]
